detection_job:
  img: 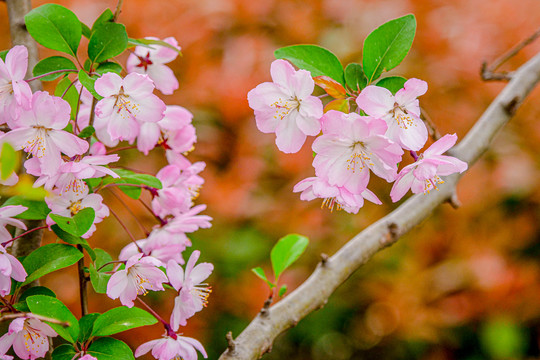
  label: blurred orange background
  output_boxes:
[3,0,540,359]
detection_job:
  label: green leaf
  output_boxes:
[54,77,78,119]
[88,337,135,360]
[78,125,96,138]
[270,234,309,279]
[88,23,128,64]
[108,169,162,200]
[13,286,56,312]
[251,267,275,289]
[26,295,79,343]
[2,197,50,220]
[0,50,7,61]
[52,344,77,360]
[128,38,181,54]
[480,318,527,359]
[92,9,114,31]
[89,248,113,294]
[79,313,100,342]
[81,22,92,39]
[49,207,95,237]
[278,284,288,297]
[362,14,416,83]
[274,45,345,85]
[344,63,368,92]
[376,76,407,94]
[32,56,77,81]
[96,62,123,75]
[78,70,103,100]
[24,4,81,56]
[1,142,18,180]
[22,243,83,285]
[50,224,95,260]
[94,248,114,270]
[92,306,157,337]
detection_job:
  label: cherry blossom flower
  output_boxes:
[356,78,429,151]
[0,205,27,244]
[312,111,403,194]
[126,37,181,95]
[0,317,57,360]
[94,73,166,144]
[164,205,212,233]
[293,176,382,214]
[0,244,27,296]
[390,134,468,202]
[78,355,97,360]
[247,59,323,153]
[135,333,207,360]
[157,105,196,154]
[0,46,32,125]
[45,187,109,238]
[1,92,88,175]
[167,251,213,330]
[106,253,168,307]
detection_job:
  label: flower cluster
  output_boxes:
[248,59,468,213]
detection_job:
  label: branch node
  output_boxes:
[320,253,329,266]
[381,222,399,247]
[260,297,272,317]
[446,192,461,209]
[503,96,520,115]
[225,331,236,354]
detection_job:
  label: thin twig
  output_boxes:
[113,0,124,22]
[108,188,150,236]
[0,312,70,326]
[77,245,88,316]
[109,207,143,252]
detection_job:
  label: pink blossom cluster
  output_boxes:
[248,59,468,213]
[0,39,210,360]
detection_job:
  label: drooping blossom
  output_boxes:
[45,187,109,238]
[0,317,57,360]
[0,46,32,125]
[390,133,468,202]
[167,251,213,330]
[106,253,168,307]
[1,91,89,175]
[0,205,27,243]
[356,78,428,151]
[312,111,403,194]
[126,37,181,95]
[135,333,207,360]
[156,105,196,154]
[293,176,382,214]
[94,73,166,145]
[247,59,323,153]
[164,205,212,233]
[0,244,27,296]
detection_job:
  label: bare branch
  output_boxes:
[218,51,540,360]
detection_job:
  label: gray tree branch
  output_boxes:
[219,51,540,360]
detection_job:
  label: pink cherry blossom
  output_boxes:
[356,78,429,151]
[45,187,109,238]
[94,73,166,144]
[157,106,196,154]
[247,59,323,153]
[0,46,32,125]
[293,176,382,214]
[78,355,97,360]
[0,205,27,244]
[126,37,181,95]
[0,317,57,360]
[167,251,213,330]
[0,244,27,296]
[135,333,207,360]
[390,134,468,202]
[106,254,168,307]
[165,205,212,233]
[1,92,89,175]
[312,111,403,194]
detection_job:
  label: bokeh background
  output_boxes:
[3,0,540,359]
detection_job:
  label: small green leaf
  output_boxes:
[92,9,114,31]
[1,142,18,180]
[88,23,128,64]
[52,344,77,360]
[94,248,114,270]
[480,318,527,359]
[81,22,92,39]
[376,76,407,94]
[54,77,78,119]
[49,207,95,237]
[89,248,113,294]
[108,169,163,200]
[0,50,7,61]
[78,70,103,100]
[278,284,288,297]
[92,306,157,337]
[275,45,345,85]
[78,125,96,138]
[26,295,79,343]
[344,63,368,92]
[363,14,416,83]
[128,38,181,54]
[251,267,275,289]
[24,4,81,56]
[22,244,83,285]
[78,313,100,342]
[13,286,56,312]
[50,224,95,260]
[96,62,123,75]
[2,197,50,220]
[270,234,309,279]
[88,337,135,360]
[32,56,77,81]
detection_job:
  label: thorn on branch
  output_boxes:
[260,297,272,317]
[320,253,329,266]
[503,96,520,116]
[225,331,236,354]
[481,61,514,82]
[446,192,461,209]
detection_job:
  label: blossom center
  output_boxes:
[25,127,49,158]
[321,197,342,212]
[392,105,415,130]
[270,97,300,120]
[423,175,444,194]
[69,200,83,215]
[135,52,153,71]
[0,81,13,101]
[23,322,47,353]
[346,142,373,172]
[113,87,140,118]
[192,284,212,307]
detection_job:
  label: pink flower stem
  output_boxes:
[73,85,85,135]
[109,207,144,252]
[138,198,166,225]
[97,260,125,272]
[106,145,138,154]
[410,150,419,161]
[1,225,48,247]
[61,78,78,99]
[108,188,150,236]
[136,297,177,339]
[25,69,78,82]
